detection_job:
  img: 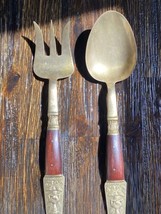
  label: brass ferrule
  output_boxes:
[48,114,59,130]
[107,118,119,135]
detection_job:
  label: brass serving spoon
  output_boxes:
[86,11,137,213]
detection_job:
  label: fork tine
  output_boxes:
[50,21,57,57]
[61,21,72,56]
[33,21,45,56]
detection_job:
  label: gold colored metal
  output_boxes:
[44,175,65,214]
[33,21,74,130]
[48,114,59,130]
[105,180,127,214]
[108,119,119,135]
[107,85,119,135]
[85,10,137,214]
[85,10,137,123]
[33,21,74,213]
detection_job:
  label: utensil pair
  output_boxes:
[33,11,137,214]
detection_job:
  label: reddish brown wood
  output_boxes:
[107,135,125,180]
[45,130,62,175]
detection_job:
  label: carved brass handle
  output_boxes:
[105,180,127,214]
[44,175,65,214]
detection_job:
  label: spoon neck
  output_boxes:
[107,84,119,135]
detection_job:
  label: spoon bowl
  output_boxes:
[86,11,137,85]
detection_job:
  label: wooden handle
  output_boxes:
[45,130,62,175]
[107,134,125,180]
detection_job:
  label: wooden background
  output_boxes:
[0,0,161,213]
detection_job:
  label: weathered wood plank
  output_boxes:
[0,0,161,213]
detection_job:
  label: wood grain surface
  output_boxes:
[1,0,161,213]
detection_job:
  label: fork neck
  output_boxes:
[48,79,59,130]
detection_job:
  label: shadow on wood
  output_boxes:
[74,29,108,212]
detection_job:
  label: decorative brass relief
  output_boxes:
[43,175,65,214]
[108,119,119,135]
[105,180,127,214]
[48,114,59,130]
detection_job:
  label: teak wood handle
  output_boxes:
[107,134,125,180]
[105,134,127,214]
[44,130,64,214]
[45,130,62,175]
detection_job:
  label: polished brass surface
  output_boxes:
[33,21,74,214]
[33,21,74,129]
[44,175,65,214]
[107,85,119,135]
[85,10,137,214]
[86,11,137,85]
[86,10,137,126]
[33,21,73,80]
[105,180,127,214]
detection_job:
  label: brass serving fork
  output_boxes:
[33,21,74,214]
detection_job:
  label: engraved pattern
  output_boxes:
[108,120,119,135]
[48,114,59,130]
[105,181,127,214]
[44,175,65,214]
